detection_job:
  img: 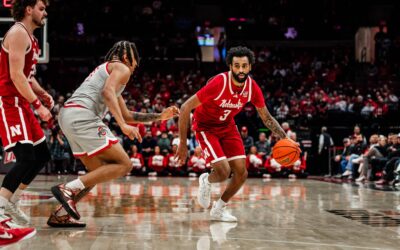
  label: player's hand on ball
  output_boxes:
[121,124,142,142]
[160,106,180,120]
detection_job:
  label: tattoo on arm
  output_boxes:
[132,112,161,122]
[257,107,287,139]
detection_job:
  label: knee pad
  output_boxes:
[2,143,35,192]
[20,141,51,185]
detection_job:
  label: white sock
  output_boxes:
[10,188,23,204]
[215,198,227,209]
[205,174,211,185]
[0,196,8,215]
[65,178,85,191]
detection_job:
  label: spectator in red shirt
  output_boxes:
[187,146,207,177]
[130,145,146,176]
[148,146,168,176]
[168,145,186,176]
[246,146,264,177]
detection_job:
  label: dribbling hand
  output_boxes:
[121,124,142,142]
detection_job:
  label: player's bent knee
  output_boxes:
[215,165,231,181]
[117,160,133,176]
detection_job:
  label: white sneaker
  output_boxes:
[210,201,237,222]
[355,176,365,182]
[342,170,352,177]
[262,174,271,179]
[0,214,25,228]
[5,201,30,225]
[197,173,211,209]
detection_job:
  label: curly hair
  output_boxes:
[12,0,48,21]
[225,46,255,66]
[104,41,140,66]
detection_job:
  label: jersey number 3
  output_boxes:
[219,110,231,121]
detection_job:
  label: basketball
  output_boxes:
[272,138,301,166]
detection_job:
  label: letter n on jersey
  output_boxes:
[10,125,22,137]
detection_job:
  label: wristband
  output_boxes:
[31,98,42,109]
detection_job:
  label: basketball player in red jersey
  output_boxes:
[176,46,298,221]
[0,0,53,244]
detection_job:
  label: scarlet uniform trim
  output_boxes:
[72,137,119,158]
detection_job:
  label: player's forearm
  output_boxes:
[178,103,191,144]
[128,111,161,123]
[257,107,287,139]
[102,89,126,126]
[11,73,38,103]
[31,78,46,96]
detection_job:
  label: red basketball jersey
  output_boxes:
[193,71,265,131]
[0,22,40,98]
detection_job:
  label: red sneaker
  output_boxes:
[0,220,36,246]
[51,184,80,220]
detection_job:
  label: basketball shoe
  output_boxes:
[47,205,86,228]
[51,184,80,220]
[0,218,36,246]
[5,201,29,225]
[197,173,211,209]
[210,201,237,222]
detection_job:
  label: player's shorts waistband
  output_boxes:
[63,102,87,109]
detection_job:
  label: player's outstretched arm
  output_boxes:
[256,106,287,139]
[119,96,179,123]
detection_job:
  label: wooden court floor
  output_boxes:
[1,175,400,249]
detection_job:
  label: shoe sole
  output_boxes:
[22,229,37,241]
[47,221,86,228]
[51,186,80,220]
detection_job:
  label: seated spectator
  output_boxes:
[246,146,264,177]
[255,132,271,159]
[148,146,168,176]
[241,126,254,154]
[342,134,367,179]
[355,134,382,182]
[157,131,171,155]
[130,145,146,176]
[50,127,71,175]
[187,146,207,177]
[168,145,186,176]
[142,130,157,161]
[334,138,352,177]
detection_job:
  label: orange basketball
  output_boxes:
[272,138,300,166]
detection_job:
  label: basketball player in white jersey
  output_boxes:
[47,41,179,226]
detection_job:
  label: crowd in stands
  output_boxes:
[333,125,400,185]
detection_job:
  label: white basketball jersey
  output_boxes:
[67,62,126,117]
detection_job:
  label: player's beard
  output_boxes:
[232,72,248,83]
[33,16,45,27]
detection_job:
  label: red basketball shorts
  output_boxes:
[0,96,45,151]
[195,125,245,165]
